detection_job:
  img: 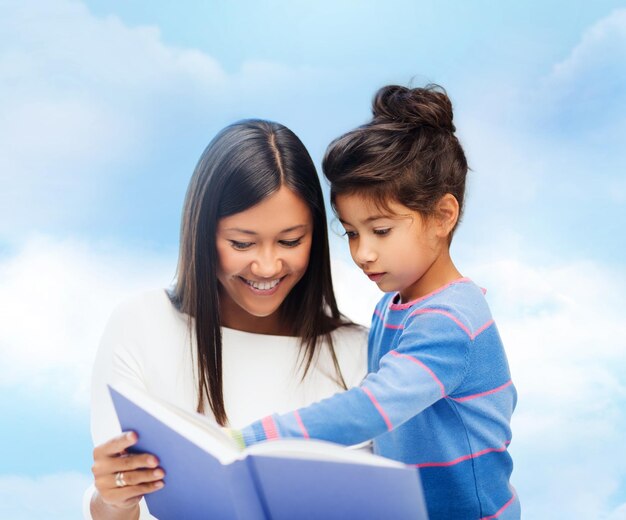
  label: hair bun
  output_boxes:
[372,84,456,133]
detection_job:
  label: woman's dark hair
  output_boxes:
[323,84,468,235]
[170,119,350,425]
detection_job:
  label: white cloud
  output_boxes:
[0,0,342,240]
[606,503,626,520]
[0,1,227,92]
[451,8,626,262]
[0,0,229,236]
[550,8,626,89]
[0,235,174,405]
[465,254,626,520]
[0,471,91,520]
[538,7,626,144]
[331,255,381,327]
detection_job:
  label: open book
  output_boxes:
[108,382,428,520]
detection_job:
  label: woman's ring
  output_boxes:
[115,471,127,488]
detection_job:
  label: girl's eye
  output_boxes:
[279,237,303,247]
[230,240,254,250]
[343,230,357,239]
[374,228,391,236]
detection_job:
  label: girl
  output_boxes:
[234,86,520,520]
[84,120,367,519]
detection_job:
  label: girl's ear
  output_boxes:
[434,193,459,237]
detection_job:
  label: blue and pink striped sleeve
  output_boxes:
[238,311,471,446]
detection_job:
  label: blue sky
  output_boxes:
[1,1,625,518]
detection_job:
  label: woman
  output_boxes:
[83,120,367,519]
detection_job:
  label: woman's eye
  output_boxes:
[230,240,254,250]
[374,228,391,236]
[279,238,303,247]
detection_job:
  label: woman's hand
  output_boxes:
[90,431,165,517]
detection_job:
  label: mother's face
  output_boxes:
[216,185,313,328]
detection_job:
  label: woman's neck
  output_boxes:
[218,291,292,336]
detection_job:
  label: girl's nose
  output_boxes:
[353,240,377,266]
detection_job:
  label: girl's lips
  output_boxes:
[366,272,386,282]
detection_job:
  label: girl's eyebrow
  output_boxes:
[223,224,308,235]
[339,215,392,225]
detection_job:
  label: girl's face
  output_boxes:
[335,193,459,303]
[216,185,313,334]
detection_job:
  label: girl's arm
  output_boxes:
[236,312,470,447]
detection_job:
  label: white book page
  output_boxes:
[110,381,241,464]
[245,439,403,468]
[111,382,402,469]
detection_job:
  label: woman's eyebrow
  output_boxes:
[223,228,257,236]
[279,224,308,233]
[223,224,308,235]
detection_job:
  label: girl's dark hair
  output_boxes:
[170,119,350,425]
[323,84,468,234]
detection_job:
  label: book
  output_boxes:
[108,382,429,520]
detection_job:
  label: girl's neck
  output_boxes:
[399,250,462,304]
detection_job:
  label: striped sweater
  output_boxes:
[239,279,520,519]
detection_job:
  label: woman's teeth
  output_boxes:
[244,278,281,290]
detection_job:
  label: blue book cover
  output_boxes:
[109,383,429,520]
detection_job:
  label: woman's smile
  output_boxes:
[238,275,286,295]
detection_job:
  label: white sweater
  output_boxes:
[83,289,368,519]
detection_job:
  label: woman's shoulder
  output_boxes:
[108,288,182,324]
[94,289,190,388]
[329,323,369,346]
[326,324,368,386]
[101,288,187,347]
[328,324,369,363]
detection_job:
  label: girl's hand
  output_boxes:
[91,431,165,512]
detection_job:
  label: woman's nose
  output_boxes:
[250,249,283,278]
